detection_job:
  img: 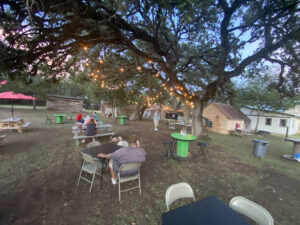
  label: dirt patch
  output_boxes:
[0,108,299,225]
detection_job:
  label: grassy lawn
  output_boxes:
[0,107,299,225]
[208,132,300,181]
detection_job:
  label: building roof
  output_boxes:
[47,94,83,100]
[211,102,251,122]
[243,105,300,118]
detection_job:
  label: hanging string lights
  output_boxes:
[81,51,197,107]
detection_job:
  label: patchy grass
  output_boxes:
[209,132,300,181]
[0,107,299,225]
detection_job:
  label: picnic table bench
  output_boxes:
[229,128,244,137]
[0,118,31,133]
[0,134,5,141]
[73,132,116,146]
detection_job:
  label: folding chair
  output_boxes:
[117,163,142,201]
[165,182,195,211]
[163,141,175,158]
[77,153,103,192]
[168,119,176,129]
[45,115,53,124]
[198,142,208,161]
[117,140,129,147]
[87,141,101,148]
[229,196,274,225]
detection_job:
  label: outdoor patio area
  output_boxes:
[0,108,299,225]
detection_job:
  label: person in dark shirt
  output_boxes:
[82,118,96,143]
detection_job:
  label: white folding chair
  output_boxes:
[77,153,102,192]
[87,141,101,148]
[117,163,141,201]
[117,140,129,147]
[229,196,274,225]
[165,182,195,211]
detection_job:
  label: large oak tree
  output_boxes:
[1,0,299,136]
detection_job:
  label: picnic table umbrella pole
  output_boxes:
[0,91,37,118]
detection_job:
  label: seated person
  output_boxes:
[82,118,97,143]
[76,112,84,123]
[84,115,97,126]
[98,135,147,185]
[93,112,98,122]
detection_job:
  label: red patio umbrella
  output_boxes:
[0,91,37,118]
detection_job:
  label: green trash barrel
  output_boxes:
[252,139,269,158]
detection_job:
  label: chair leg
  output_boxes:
[118,178,121,202]
[77,169,83,185]
[198,143,207,161]
[139,172,141,195]
[89,171,96,193]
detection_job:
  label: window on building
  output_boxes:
[265,118,272,126]
[279,119,287,127]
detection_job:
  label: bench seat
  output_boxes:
[73,132,116,146]
[21,122,31,128]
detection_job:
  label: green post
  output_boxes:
[120,117,124,125]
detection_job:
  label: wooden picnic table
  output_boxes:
[0,117,28,133]
[285,138,300,161]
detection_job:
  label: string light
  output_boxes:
[86,58,198,107]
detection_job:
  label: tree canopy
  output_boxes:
[1,0,299,135]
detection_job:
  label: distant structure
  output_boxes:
[285,104,300,117]
[203,102,251,135]
[46,94,83,112]
[241,106,300,135]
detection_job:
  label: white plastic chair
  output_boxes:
[77,153,102,192]
[229,196,274,225]
[87,141,101,148]
[117,140,129,147]
[165,182,195,211]
[117,163,141,201]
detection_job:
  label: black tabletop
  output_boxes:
[162,196,251,225]
[82,143,122,159]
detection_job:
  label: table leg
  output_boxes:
[100,160,106,189]
[293,143,300,161]
[56,116,63,124]
[176,140,189,157]
[294,143,300,154]
[13,122,23,133]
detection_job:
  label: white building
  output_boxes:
[241,106,300,135]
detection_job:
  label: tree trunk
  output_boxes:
[33,100,36,110]
[129,103,145,121]
[254,110,260,133]
[139,105,147,120]
[183,104,191,124]
[191,98,203,137]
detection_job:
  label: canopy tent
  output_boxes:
[0,91,37,118]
